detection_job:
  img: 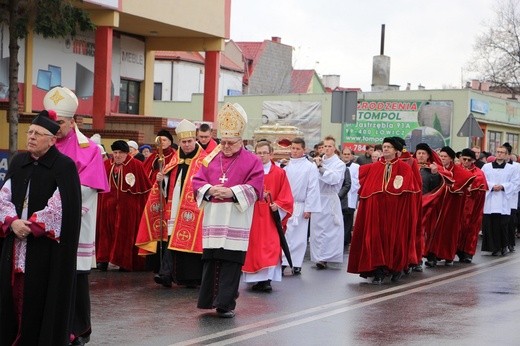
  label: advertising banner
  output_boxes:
[342,100,452,153]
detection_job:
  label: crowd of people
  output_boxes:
[1,87,518,344]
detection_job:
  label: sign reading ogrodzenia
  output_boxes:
[342,100,453,153]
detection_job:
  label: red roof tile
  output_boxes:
[235,42,263,61]
[291,70,315,93]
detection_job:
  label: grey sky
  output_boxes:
[230,0,497,91]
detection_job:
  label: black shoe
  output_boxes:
[292,267,302,275]
[154,274,172,288]
[390,271,402,282]
[216,308,235,318]
[403,267,412,275]
[444,260,454,266]
[492,251,500,256]
[252,280,272,292]
[281,265,287,276]
[412,265,423,272]
[372,276,383,285]
[316,261,327,269]
[96,262,108,271]
[425,260,436,268]
[501,247,508,256]
[71,335,90,345]
[508,246,515,253]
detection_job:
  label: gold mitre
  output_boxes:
[218,102,247,138]
[176,119,197,139]
[43,86,79,118]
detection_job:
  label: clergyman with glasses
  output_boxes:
[192,103,264,318]
[0,110,81,345]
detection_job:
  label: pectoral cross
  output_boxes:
[219,174,228,184]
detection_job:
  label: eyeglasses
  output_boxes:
[460,157,472,162]
[496,150,507,154]
[221,139,241,147]
[26,130,54,138]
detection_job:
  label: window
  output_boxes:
[119,79,140,114]
[154,83,162,100]
[488,131,502,154]
[506,133,519,154]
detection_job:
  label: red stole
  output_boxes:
[136,148,206,255]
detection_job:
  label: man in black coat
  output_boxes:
[0,110,81,346]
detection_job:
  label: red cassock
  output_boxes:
[458,165,488,256]
[425,162,475,261]
[242,163,293,273]
[347,157,421,276]
[399,152,424,266]
[96,155,152,271]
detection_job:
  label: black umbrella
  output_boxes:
[266,193,293,268]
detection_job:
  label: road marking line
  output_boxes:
[170,256,519,346]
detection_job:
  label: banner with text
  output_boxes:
[342,100,452,153]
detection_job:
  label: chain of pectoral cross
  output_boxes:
[219,154,239,184]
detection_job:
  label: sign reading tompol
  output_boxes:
[342,100,452,153]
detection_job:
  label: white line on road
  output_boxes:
[170,256,518,346]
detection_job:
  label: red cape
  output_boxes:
[348,158,421,275]
[96,156,151,271]
[425,162,475,260]
[142,146,176,184]
[242,163,294,273]
[458,165,488,255]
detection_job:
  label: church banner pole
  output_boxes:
[155,136,166,268]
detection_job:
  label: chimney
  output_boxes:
[271,36,281,43]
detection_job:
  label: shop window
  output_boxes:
[119,79,140,114]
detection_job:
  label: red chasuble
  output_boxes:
[425,162,475,261]
[242,163,294,273]
[96,155,151,271]
[347,157,421,276]
[457,165,488,256]
[136,147,207,255]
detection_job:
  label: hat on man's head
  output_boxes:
[127,140,138,150]
[415,143,433,156]
[31,110,60,135]
[157,129,173,143]
[43,87,79,118]
[461,148,476,161]
[217,102,247,138]
[383,137,403,151]
[440,146,456,160]
[393,137,406,152]
[139,144,152,153]
[176,119,197,140]
[111,140,129,153]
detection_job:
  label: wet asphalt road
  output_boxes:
[89,241,520,345]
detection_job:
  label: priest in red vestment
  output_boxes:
[242,141,293,292]
[143,129,177,184]
[136,119,207,287]
[457,148,488,263]
[347,137,421,284]
[96,141,151,271]
[425,146,475,267]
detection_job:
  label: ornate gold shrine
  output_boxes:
[253,123,304,160]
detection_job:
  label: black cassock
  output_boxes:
[0,145,81,346]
